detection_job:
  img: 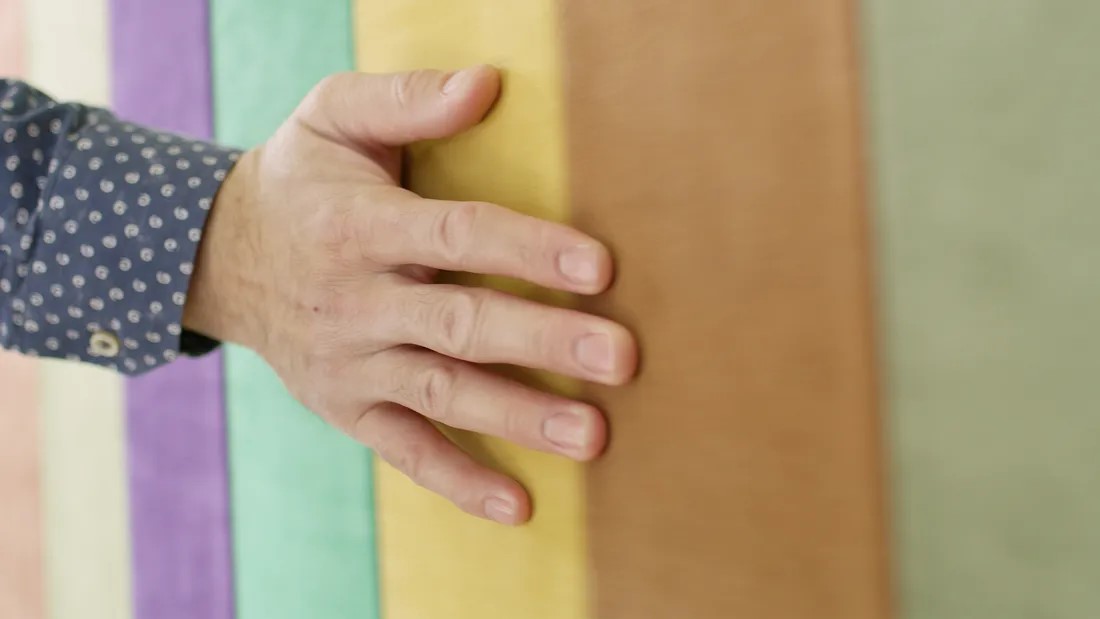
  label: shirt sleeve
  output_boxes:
[0,78,242,375]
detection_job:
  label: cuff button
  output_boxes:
[89,331,121,358]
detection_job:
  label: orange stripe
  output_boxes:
[564,1,891,616]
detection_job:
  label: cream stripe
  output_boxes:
[27,2,133,618]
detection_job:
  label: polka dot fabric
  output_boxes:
[0,79,241,374]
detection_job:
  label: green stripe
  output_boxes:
[209,3,380,618]
[865,1,1100,616]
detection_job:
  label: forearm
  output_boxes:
[0,78,240,374]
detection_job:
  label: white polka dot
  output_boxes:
[174,207,188,220]
[119,258,133,271]
[124,224,139,238]
[89,298,104,311]
[94,266,109,280]
[49,284,63,297]
[133,279,147,292]
[150,301,163,313]
[148,215,163,229]
[72,275,85,287]
[88,156,103,170]
[79,244,95,258]
[67,329,80,340]
[10,182,22,198]
[167,323,182,336]
[125,171,140,184]
[56,253,69,266]
[49,195,64,210]
[113,200,127,215]
[188,228,202,243]
[109,288,124,301]
[100,179,115,192]
[75,188,89,201]
[140,248,155,262]
[102,235,117,249]
[88,211,102,223]
[164,239,178,251]
[127,311,141,324]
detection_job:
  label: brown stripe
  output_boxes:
[562,1,891,617]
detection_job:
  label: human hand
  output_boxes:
[182,66,637,525]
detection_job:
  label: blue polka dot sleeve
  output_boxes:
[0,79,242,375]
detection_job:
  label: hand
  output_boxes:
[182,66,637,525]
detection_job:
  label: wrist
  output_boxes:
[182,147,268,353]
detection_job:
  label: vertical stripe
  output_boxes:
[0,0,24,76]
[209,3,380,618]
[27,2,133,619]
[865,1,1100,616]
[0,5,44,618]
[354,3,586,618]
[563,1,890,617]
[108,2,234,618]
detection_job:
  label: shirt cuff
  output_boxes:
[1,108,241,374]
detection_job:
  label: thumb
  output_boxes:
[300,66,502,147]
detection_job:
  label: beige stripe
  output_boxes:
[27,2,133,618]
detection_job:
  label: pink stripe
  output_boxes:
[0,4,43,617]
[109,1,234,617]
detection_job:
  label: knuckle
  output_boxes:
[433,202,482,265]
[435,291,483,357]
[420,364,458,420]
[391,71,418,111]
[394,441,430,487]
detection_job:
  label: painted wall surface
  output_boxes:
[866,1,1100,617]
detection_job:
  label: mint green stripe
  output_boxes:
[864,2,1100,616]
[209,3,380,618]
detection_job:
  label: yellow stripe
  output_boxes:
[26,2,133,618]
[354,3,587,618]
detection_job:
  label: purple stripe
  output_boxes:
[109,2,234,618]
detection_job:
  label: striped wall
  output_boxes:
[2,1,1100,618]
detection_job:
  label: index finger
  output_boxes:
[358,191,614,294]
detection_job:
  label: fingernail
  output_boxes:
[558,244,599,285]
[543,412,590,450]
[575,333,614,374]
[443,67,474,95]
[484,495,517,524]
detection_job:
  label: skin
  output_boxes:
[182,65,637,526]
